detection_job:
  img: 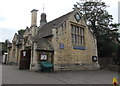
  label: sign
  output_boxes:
[92,56,97,62]
[74,13,81,22]
[60,44,64,49]
[73,46,86,50]
[41,55,47,60]
[23,51,26,57]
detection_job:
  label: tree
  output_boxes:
[4,39,10,51]
[5,39,10,44]
[116,45,120,65]
[76,1,120,58]
[18,29,25,35]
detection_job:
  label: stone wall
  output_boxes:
[30,43,38,71]
[52,11,100,71]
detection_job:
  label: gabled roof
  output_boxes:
[23,27,30,36]
[15,34,24,46]
[37,11,74,38]
[24,36,28,44]
[13,30,24,42]
[12,33,18,42]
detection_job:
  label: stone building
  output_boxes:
[118,1,120,33]
[0,42,7,63]
[8,7,100,71]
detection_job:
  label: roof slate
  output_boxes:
[37,11,74,38]
[34,38,53,51]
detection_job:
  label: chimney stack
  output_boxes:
[31,9,38,27]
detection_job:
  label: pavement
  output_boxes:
[1,64,119,84]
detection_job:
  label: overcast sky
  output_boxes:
[0,0,119,42]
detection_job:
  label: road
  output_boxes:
[1,64,119,84]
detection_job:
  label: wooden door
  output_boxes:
[19,50,31,69]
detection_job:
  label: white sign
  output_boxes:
[41,55,47,60]
[2,55,6,63]
[23,51,26,57]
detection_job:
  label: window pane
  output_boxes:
[75,35,77,44]
[76,35,78,45]
[75,26,76,34]
[78,35,80,45]
[71,24,85,46]
[76,26,79,34]
[78,35,79,45]
[81,27,84,36]
[73,26,75,33]
[81,36,82,45]
[78,27,80,35]
[80,27,82,35]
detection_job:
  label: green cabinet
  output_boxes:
[39,61,53,72]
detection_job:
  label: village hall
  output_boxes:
[7,6,100,71]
